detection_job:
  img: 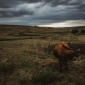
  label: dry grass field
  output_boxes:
[0,25,85,85]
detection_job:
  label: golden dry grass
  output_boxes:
[0,25,85,85]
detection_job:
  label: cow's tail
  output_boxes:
[53,50,57,58]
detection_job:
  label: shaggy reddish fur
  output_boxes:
[53,41,75,70]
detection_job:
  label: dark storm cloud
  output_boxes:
[0,0,21,8]
[0,0,42,8]
[44,0,84,6]
[0,0,85,26]
[21,0,42,3]
[33,11,84,22]
[44,0,85,10]
[0,9,34,18]
[0,0,85,9]
[0,0,42,18]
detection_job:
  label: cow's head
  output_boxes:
[68,48,80,61]
[74,48,80,57]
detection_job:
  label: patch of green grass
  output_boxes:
[75,79,85,85]
[0,63,15,75]
[19,77,30,85]
[66,75,75,83]
[19,61,40,69]
[31,70,60,84]
[60,81,68,85]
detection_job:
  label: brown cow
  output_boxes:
[53,41,78,70]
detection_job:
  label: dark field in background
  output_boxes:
[0,25,85,85]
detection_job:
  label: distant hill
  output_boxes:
[0,24,85,30]
[67,26,85,30]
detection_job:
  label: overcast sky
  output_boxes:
[0,0,85,27]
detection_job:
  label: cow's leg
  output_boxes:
[59,59,62,69]
[63,62,65,67]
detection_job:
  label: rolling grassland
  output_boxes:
[0,25,85,85]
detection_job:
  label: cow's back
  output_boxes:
[53,42,76,69]
[53,42,74,59]
[54,41,69,53]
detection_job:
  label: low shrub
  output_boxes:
[81,29,85,34]
[72,29,79,34]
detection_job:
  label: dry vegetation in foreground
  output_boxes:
[0,25,85,85]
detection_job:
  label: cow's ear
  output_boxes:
[70,48,72,50]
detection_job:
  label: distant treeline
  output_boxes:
[72,29,85,34]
